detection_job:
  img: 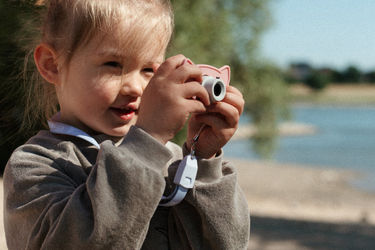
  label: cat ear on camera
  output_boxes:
[219,66,231,86]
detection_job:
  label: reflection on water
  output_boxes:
[224,105,375,190]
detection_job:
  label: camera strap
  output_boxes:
[48,120,101,148]
[47,120,199,207]
[159,126,203,207]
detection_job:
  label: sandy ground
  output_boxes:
[290,83,375,104]
[232,158,375,225]
[229,158,375,250]
[1,158,375,249]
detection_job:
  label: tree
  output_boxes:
[342,65,361,83]
[364,71,375,84]
[285,62,313,83]
[305,70,330,91]
[243,64,289,157]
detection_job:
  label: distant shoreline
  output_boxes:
[236,84,375,140]
[289,83,375,105]
[233,122,317,140]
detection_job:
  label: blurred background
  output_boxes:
[1,0,375,249]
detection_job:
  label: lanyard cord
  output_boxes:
[48,120,200,207]
[48,121,101,149]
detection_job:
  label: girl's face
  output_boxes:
[56,31,165,137]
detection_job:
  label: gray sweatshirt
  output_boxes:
[3,126,250,250]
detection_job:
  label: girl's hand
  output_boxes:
[136,55,210,144]
[186,86,244,159]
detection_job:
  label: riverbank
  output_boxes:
[249,215,375,250]
[229,158,375,250]
[231,158,375,225]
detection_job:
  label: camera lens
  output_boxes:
[202,76,226,103]
[214,81,223,97]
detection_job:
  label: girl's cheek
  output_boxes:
[95,74,121,89]
[142,78,152,91]
[92,79,119,101]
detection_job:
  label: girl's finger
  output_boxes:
[221,91,245,115]
[217,86,244,115]
[206,102,240,128]
[226,85,243,98]
[184,98,208,114]
[195,113,231,131]
[180,81,210,106]
[155,54,187,76]
[169,63,203,84]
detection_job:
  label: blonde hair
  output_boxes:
[24,0,174,130]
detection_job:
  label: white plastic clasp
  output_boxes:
[159,154,198,207]
[173,155,198,189]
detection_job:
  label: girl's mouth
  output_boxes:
[110,107,137,121]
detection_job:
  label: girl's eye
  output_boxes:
[104,61,122,68]
[143,68,154,73]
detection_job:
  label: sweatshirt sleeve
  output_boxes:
[167,144,250,250]
[3,127,172,250]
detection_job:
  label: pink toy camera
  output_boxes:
[185,59,231,103]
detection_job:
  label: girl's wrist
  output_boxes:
[183,142,219,160]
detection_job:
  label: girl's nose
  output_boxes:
[120,73,144,97]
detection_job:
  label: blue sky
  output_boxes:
[260,0,375,71]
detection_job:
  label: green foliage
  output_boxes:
[169,0,272,66]
[286,62,373,86]
[364,71,375,83]
[242,63,290,157]
[305,71,330,91]
[342,65,361,83]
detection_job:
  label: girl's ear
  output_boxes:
[34,43,60,84]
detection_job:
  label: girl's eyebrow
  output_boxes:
[96,48,125,58]
[96,47,163,65]
[97,52,122,58]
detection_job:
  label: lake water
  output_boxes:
[224,104,375,191]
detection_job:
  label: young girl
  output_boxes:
[4,0,250,249]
